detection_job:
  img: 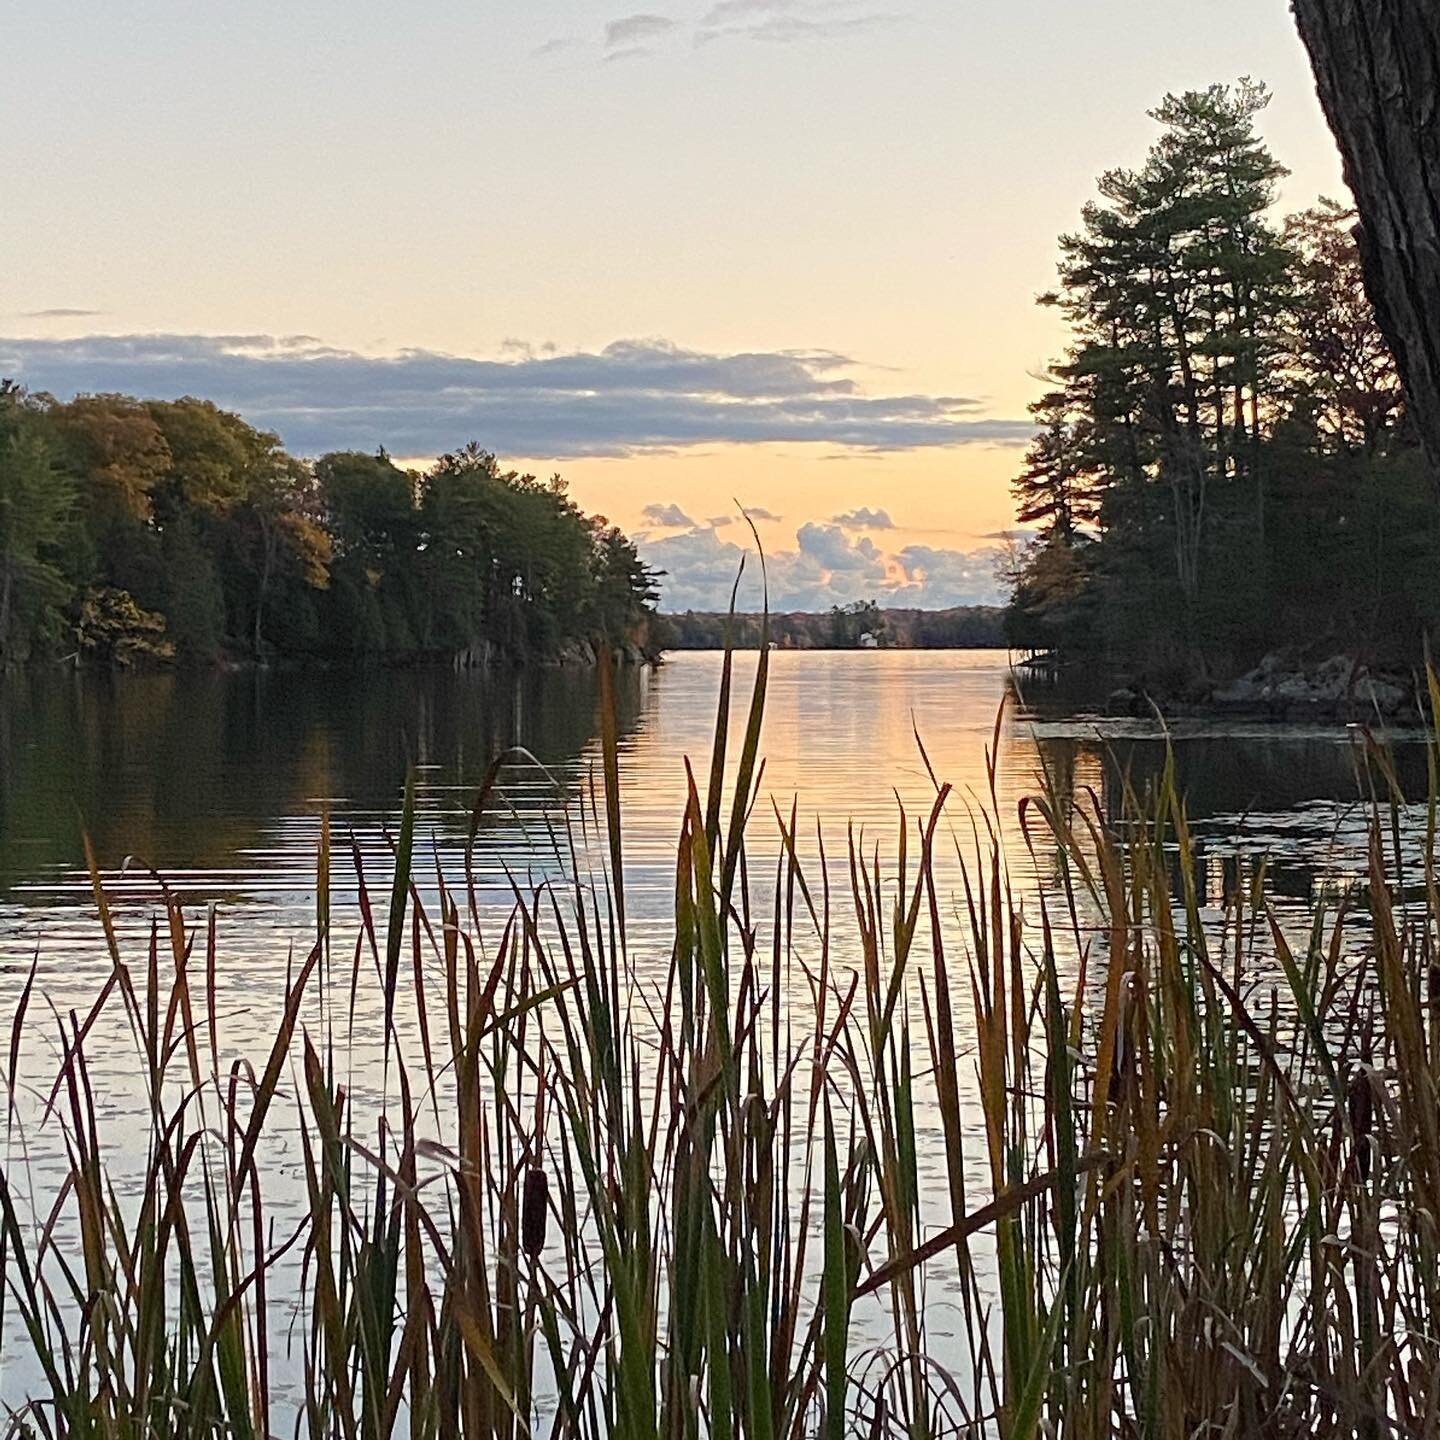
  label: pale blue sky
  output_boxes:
[1,0,1345,608]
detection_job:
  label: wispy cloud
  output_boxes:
[642,501,697,528]
[17,307,105,320]
[832,506,893,529]
[531,36,580,58]
[538,2,903,65]
[700,0,798,23]
[604,12,676,48]
[697,0,906,46]
[0,332,1032,458]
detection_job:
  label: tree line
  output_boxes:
[1004,79,1433,687]
[658,601,1007,651]
[0,386,659,668]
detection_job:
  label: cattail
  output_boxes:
[1347,1068,1374,1182]
[521,1166,549,1259]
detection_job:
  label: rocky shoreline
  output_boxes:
[1106,652,1420,723]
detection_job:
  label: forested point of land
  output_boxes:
[657,602,1007,650]
[1004,79,1438,697]
[0,386,660,669]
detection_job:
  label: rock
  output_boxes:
[1275,672,1329,704]
[1353,673,1408,715]
[1107,686,1139,715]
[1311,654,1357,702]
[1212,672,1266,706]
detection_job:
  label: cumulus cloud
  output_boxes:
[642,501,696,528]
[831,506,893,529]
[886,544,1007,608]
[795,522,885,575]
[640,521,1005,611]
[605,12,676,47]
[0,333,1032,458]
[743,504,782,521]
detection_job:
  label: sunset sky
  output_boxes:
[2,0,1346,609]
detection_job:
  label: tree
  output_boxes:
[1009,81,1297,673]
[1282,200,1404,455]
[589,523,661,642]
[827,600,884,648]
[76,587,175,665]
[0,388,655,667]
[1293,0,1440,481]
[148,399,330,657]
[316,450,418,570]
[0,386,76,664]
[1012,390,1099,541]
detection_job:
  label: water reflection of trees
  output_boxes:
[1023,723,1431,912]
[0,665,647,890]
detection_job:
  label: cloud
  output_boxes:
[697,4,905,46]
[605,12,676,47]
[0,332,1033,458]
[886,544,1007,607]
[531,36,580,57]
[700,0,797,22]
[796,522,885,574]
[642,501,696,528]
[831,505,893,529]
[604,44,653,62]
[742,504,782,521]
[18,308,104,319]
[640,522,1005,611]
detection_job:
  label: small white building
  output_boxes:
[858,632,880,650]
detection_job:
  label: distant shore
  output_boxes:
[653,603,1007,651]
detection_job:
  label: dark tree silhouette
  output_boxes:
[1293,0,1440,479]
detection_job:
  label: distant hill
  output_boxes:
[654,603,1007,651]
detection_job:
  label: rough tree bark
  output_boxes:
[1292,0,1440,481]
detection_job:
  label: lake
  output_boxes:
[1,650,1424,963]
[0,650,1428,1413]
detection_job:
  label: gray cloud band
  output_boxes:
[0,334,1032,458]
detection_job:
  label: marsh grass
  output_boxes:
[2,637,1440,1438]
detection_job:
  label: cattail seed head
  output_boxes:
[1347,1069,1374,1181]
[521,1167,549,1259]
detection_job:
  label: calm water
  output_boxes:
[0,651,1427,1408]
[0,651,1426,954]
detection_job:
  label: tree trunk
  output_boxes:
[1293,0,1440,482]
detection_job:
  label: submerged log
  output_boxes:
[1292,0,1440,480]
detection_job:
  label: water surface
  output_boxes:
[0,650,1425,1408]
